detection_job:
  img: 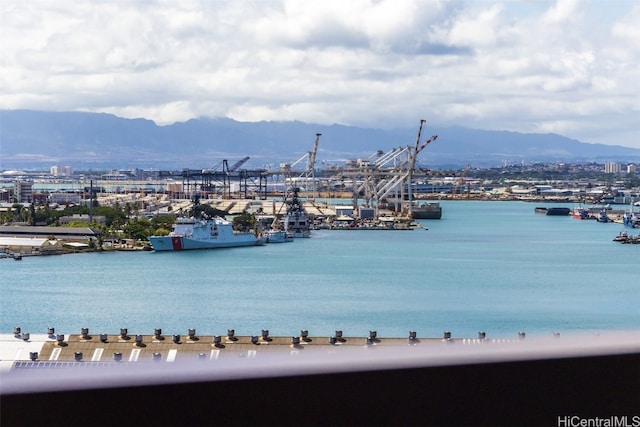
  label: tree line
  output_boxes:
[2,201,258,244]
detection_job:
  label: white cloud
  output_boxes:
[0,0,638,148]
[543,0,582,24]
[435,3,506,48]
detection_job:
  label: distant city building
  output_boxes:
[604,162,622,173]
[50,165,73,176]
[32,193,49,205]
[49,192,82,205]
[167,182,185,198]
[13,181,33,203]
[59,214,106,226]
[627,164,636,174]
[101,172,128,180]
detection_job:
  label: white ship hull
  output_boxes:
[149,216,265,251]
[149,235,263,251]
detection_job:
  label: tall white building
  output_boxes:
[627,164,636,174]
[50,165,73,176]
[604,162,622,173]
[14,181,33,203]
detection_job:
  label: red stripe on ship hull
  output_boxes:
[171,236,183,250]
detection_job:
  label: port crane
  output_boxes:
[271,133,323,228]
[406,119,437,217]
[181,156,268,199]
[226,156,250,173]
[279,133,321,199]
[334,120,437,218]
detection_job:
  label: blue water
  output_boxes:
[2,201,638,339]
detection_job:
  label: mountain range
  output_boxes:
[1,109,639,170]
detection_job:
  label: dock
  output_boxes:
[2,329,526,370]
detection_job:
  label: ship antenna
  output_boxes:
[191,193,201,217]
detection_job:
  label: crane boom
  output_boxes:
[307,133,321,173]
[228,156,250,172]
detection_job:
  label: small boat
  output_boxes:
[622,212,638,228]
[264,230,293,243]
[622,203,639,228]
[596,209,610,223]
[613,231,629,242]
[572,207,590,220]
[613,232,640,244]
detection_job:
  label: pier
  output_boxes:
[1,329,507,369]
[4,328,638,371]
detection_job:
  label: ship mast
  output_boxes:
[407,120,425,217]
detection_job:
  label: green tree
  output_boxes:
[232,213,256,232]
[28,204,36,226]
[66,221,92,228]
[11,203,31,223]
[11,203,23,219]
[122,217,153,240]
[93,206,127,227]
[0,208,11,224]
[153,227,172,236]
[199,204,228,218]
[34,204,52,225]
[151,214,175,230]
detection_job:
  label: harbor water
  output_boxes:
[1,201,638,339]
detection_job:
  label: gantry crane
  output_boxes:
[280,133,321,198]
[334,120,437,218]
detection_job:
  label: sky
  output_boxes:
[1,0,639,148]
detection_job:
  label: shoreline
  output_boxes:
[2,198,636,258]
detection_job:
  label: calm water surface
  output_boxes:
[2,201,638,338]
